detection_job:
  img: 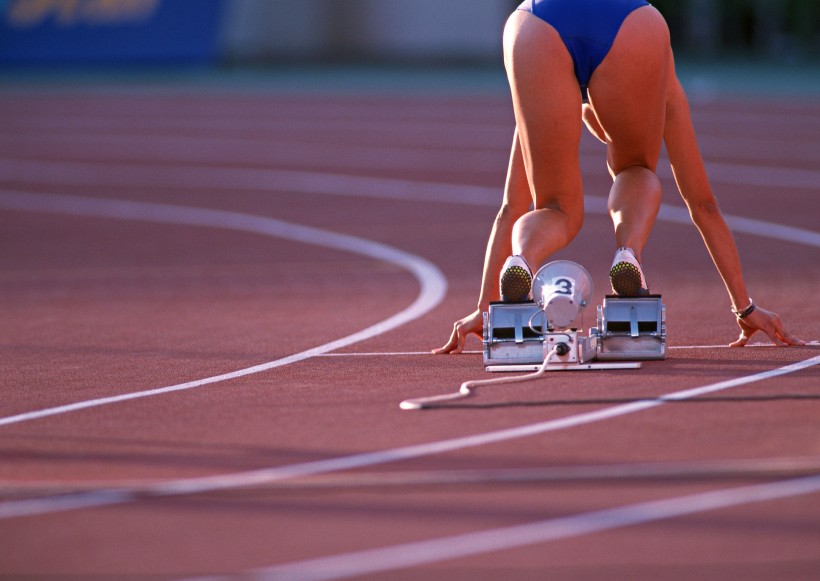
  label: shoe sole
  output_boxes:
[500,266,532,302]
[610,262,645,296]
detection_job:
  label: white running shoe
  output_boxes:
[609,247,649,296]
[500,255,532,302]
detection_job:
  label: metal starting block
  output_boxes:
[593,295,666,360]
[483,302,601,369]
[482,302,546,365]
[483,293,666,370]
[483,260,666,371]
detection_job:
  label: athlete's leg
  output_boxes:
[503,10,585,271]
[586,5,671,263]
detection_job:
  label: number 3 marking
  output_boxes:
[554,277,573,295]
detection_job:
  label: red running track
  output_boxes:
[0,78,819,579]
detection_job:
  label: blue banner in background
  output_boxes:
[0,0,225,65]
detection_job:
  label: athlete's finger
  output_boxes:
[447,325,466,354]
[764,329,786,346]
[432,334,457,354]
[729,319,755,347]
[432,325,463,354]
[775,324,806,346]
[764,316,790,345]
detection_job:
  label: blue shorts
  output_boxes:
[517,0,649,102]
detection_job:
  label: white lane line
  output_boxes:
[240,475,820,581]
[0,167,816,513]
[319,351,444,357]
[5,456,819,494]
[657,204,820,248]
[1,159,817,247]
[669,341,820,349]
[316,342,820,357]
[0,158,503,204]
[149,357,814,494]
[0,191,447,427]
[1,356,816,520]
[5,127,820,187]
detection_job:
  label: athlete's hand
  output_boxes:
[433,309,484,354]
[729,305,806,347]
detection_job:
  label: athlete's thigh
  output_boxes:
[503,10,583,212]
[587,6,670,173]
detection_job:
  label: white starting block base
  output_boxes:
[486,362,641,373]
[483,295,666,370]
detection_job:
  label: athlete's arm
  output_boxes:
[434,129,531,354]
[663,74,750,309]
[663,67,804,346]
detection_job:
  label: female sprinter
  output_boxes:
[435,0,804,354]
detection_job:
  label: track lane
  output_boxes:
[0,87,817,578]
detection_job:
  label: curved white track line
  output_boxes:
[0,191,447,427]
[0,180,817,519]
[0,176,816,425]
[1,102,817,578]
[1,159,817,246]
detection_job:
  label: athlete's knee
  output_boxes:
[610,165,662,195]
[540,200,584,240]
[608,156,661,177]
[514,204,583,251]
[613,162,655,176]
[565,214,584,243]
[607,166,661,212]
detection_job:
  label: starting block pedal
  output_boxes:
[593,295,666,360]
[483,301,545,366]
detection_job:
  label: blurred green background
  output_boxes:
[650,0,818,60]
[1,0,817,96]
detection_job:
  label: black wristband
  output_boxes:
[734,302,756,319]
